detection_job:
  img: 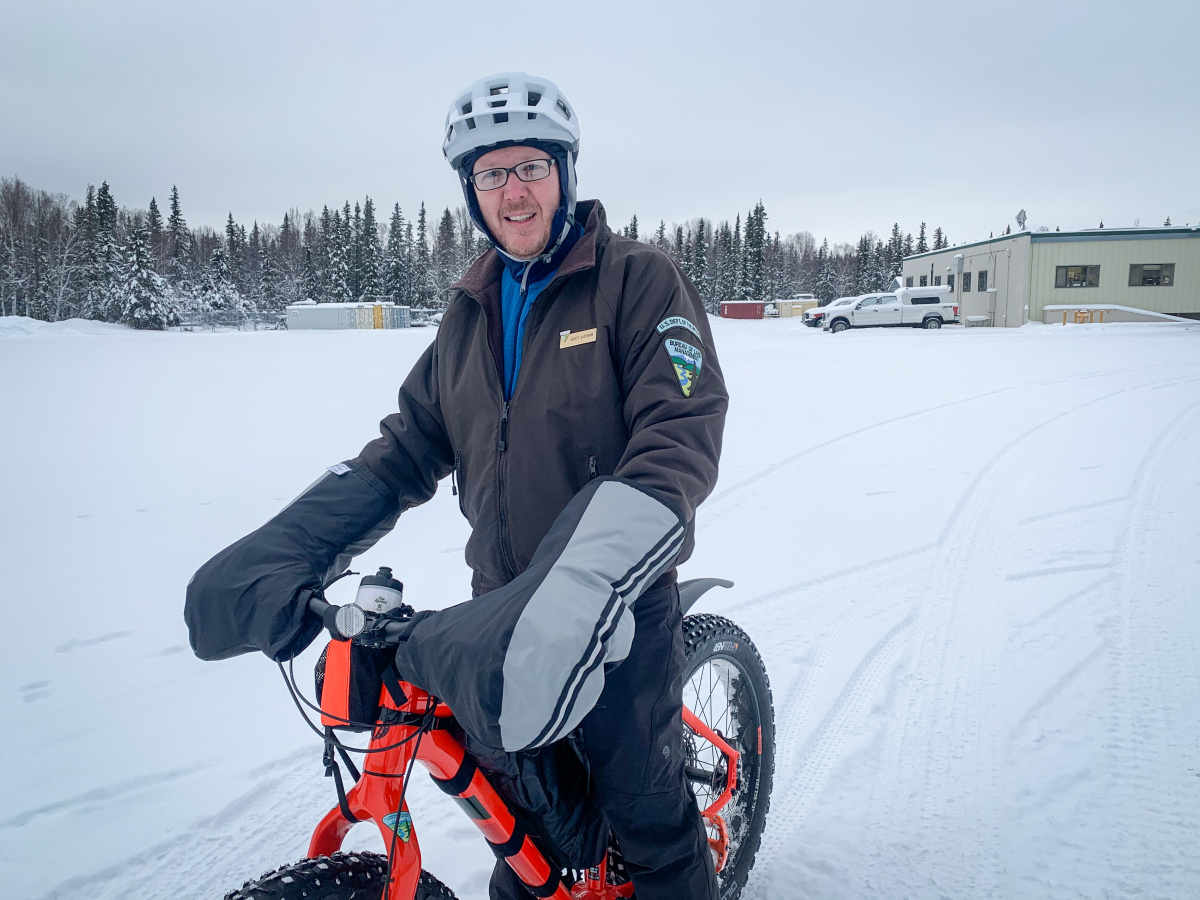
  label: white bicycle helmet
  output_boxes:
[443,72,580,170]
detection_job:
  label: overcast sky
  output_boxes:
[3,0,1197,246]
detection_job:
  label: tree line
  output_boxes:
[0,175,951,328]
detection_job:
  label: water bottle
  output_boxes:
[355,567,405,614]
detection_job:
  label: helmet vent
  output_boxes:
[556,99,571,120]
[466,118,476,130]
[489,85,509,96]
[527,112,538,120]
[527,91,542,106]
[461,101,472,115]
[492,112,509,124]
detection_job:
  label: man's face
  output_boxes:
[472,144,560,259]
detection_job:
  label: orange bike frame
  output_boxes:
[308,673,740,900]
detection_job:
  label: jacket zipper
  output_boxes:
[480,256,569,583]
[452,452,465,517]
[495,267,536,580]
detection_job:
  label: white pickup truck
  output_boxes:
[804,295,857,328]
[825,287,959,332]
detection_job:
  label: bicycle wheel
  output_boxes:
[223,851,455,899]
[682,614,775,900]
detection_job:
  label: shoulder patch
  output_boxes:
[655,315,701,340]
[662,338,703,398]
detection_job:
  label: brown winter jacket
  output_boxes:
[357,199,727,597]
[184,198,728,753]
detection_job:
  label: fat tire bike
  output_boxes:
[223,575,774,900]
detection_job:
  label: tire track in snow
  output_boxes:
[1099,398,1200,899]
[860,378,1200,899]
[702,362,1200,524]
[744,373,1200,898]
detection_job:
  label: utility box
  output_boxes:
[720,300,765,319]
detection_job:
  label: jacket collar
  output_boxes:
[452,199,608,303]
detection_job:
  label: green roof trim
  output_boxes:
[904,226,1200,261]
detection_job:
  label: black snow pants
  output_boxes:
[489,581,719,900]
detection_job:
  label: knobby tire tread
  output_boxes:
[223,851,455,900]
[682,613,775,900]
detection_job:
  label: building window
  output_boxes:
[978,270,988,291]
[905,276,914,287]
[1129,263,1174,286]
[962,272,972,292]
[919,275,928,286]
[946,274,953,290]
[934,275,941,286]
[1055,265,1100,288]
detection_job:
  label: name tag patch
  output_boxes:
[662,338,703,398]
[656,315,701,340]
[559,328,597,349]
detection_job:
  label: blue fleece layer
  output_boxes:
[499,222,583,399]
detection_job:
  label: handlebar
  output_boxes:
[307,592,417,646]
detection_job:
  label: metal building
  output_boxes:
[902,226,1200,327]
[285,301,412,330]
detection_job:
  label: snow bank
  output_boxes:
[0,315,132,337]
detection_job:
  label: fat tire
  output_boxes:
[682,614,775,900]
[223,851,456,900]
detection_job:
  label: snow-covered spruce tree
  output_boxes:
[692,218,710,311]
[121,221,168,329]
[816,238,834,303]
[201,245,248,323]
[742,202,767,300]
[300,248,320,302]
[145,196,165,275]
[454,205,479,281]
[414,202,432,308]
[350,201,363,299]
[888,223,904,282]
[258,238,279,312]
[360,197,383,301]
[224,213,248,294]
[315,205,334,299]
[433,207,457,307]
[654,220,667,252]
[916,222,928,255]
[245,222,263,307]
[627,214,639,242]
[326,210,351,303]
[384,203,411,306]
[28,236,53,321]
[731,215,743,299]
[872,238,888,291]
[166,186,191,284]
[94,182,124,321]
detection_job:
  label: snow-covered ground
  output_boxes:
[2,315,1199,899]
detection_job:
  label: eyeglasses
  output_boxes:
[469,158,555,191]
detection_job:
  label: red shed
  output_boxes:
[720,300,765,319]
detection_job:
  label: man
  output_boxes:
[185,72,727,899]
